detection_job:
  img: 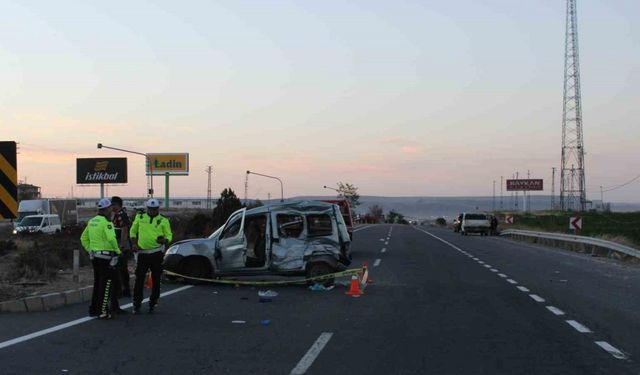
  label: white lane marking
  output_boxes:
[379,239,385,242]
[517,286,530,292]
[498,273,508,278]
[566,320,592,333]
[472,258,479,261]
[484,265,491,268]
[381,248,387,253]
[477,261,485,264]
[0,285,193,350]
[384,242,389,245]
[353,225,374,232]
[490,269,499,272]
[373,259,381,267]
[413,227,465,252]
[506,279,518,285]
[290,332,333,375]
[546,306,565,316]
[595,341,628,360]
[529,294,546,303]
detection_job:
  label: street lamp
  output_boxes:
[323,185,343,197]
[246,170,284,202]
[97,143,154,198]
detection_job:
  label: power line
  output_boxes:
[602,174,640,193]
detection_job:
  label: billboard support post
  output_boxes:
[165,172,169,209]
[100,183,105,199]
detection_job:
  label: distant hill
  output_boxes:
[289,195,640,221]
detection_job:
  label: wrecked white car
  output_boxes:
[163,201,352,283]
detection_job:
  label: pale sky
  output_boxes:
[1,0,639,202]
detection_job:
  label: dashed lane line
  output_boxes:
[0,285,194,350]
[529,294,546,303]
[373,259,381,267]
[546,306,566,316]
[381,248,387,253]
[566,320,592,333]
[412,227,631,362]
[290,332,334,375]
[595,341,628,360]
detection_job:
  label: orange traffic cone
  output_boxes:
[345,275,363,297]
[144,273,153,289]
[362,262,373,284]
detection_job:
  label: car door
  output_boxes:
[216,208,247,270]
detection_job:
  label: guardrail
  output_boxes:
[499,229,640,259]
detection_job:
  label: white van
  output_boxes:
[13,214,62,235]
[460,213,491,236]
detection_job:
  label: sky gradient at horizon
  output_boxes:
[1,0,639,202]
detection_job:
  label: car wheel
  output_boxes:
[306,262,335,287]
[180,258,212,285]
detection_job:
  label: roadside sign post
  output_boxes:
[165,172,170,209]
[505,215,514,224]
[570,216,582,234]
[145,153,189,209]
[77,158,128,201]
[506,179,544,212]
[0,141,18,219]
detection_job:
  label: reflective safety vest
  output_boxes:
[129,213,173,250]
[80,215,120,254]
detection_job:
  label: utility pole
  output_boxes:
[551,167,556,210]
[500,176,504,210]
[244,172,249,206]
[492,180,496,212]
[527,170,531,212]
[205,166,212,209]
[560,0,587,211]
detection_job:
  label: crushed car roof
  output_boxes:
[245,200,336,215]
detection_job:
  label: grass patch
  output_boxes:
[505,211,640,247]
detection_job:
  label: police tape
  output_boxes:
[162,266,366,286]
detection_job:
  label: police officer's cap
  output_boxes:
[97,198,112,209]
[146,198,161,208]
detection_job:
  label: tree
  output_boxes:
[368,204,384,223]
[212,188,243,228]
[246,199,264,209]
[336,182,360,208]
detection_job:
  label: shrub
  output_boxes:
[435,218,447,226]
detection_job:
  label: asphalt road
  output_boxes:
[0,224,639,374]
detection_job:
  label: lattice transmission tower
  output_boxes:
[560,0,587,211]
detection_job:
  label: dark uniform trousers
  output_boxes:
[117,251,131,296]
[133,251,163,308]
[90,257,117,315]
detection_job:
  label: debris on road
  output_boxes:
[308,284,334,291]
[258,290,278,302]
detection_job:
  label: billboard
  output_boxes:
[506,179,543,191]
[146,153,189,176]
[77,158,128,184]
[0,141,18,219]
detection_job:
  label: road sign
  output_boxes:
[505,215,514,224]
[506,179,544,191]
[569,216,582,230]
[146,153,189,176]
[0,141,17,219]
[76,158,128,184]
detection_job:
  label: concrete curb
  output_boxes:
[0,273,138,314]
[0,286,92,314]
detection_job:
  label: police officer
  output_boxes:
[111,196,132,297]
[80,198,122,319]
[130,198,172,314]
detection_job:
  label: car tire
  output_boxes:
[180,258,212,285]
[306,262,335,287]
